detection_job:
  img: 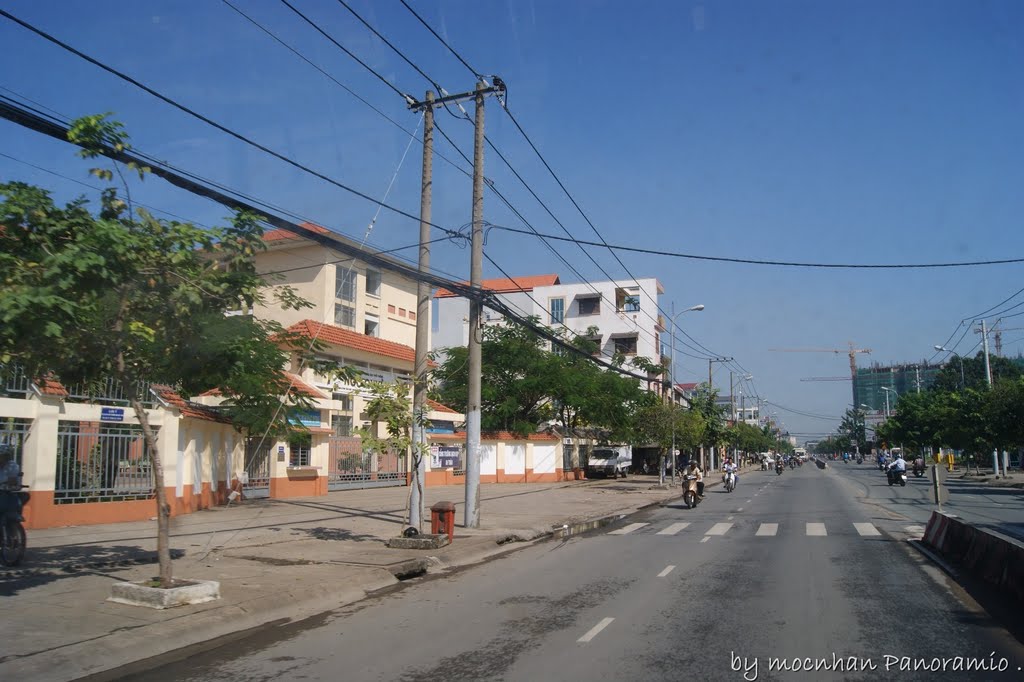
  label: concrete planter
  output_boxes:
[108,579,221,609]
[386,533,449,549]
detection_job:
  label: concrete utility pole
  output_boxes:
[409,91,435,531]
[465,81,488,528]
[980,319,999,476]
[407,82,503,529]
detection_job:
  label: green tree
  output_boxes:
[933,351,1023,393]
[689,384,726,464]
[0,115,312,586]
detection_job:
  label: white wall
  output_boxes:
[505,444,526,474]
[532,444,556,474]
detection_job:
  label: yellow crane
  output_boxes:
[769,343,872,405]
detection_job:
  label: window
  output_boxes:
[613,335,638,355]
[335,266,355,303]
[334,303,355,328]
[578,296,600,316]
[331,392,352,410]
[550,297,564,324]
[615,286,640,312]
[289,433,312,466]
[331,414,353,436]
[364,314,379,337]
[408,310,416,321]
[365,269,381,297]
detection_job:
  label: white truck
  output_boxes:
[586,445,632,478]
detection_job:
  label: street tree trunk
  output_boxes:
[129,394,172,586]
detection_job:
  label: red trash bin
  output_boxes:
[430,501,456,539]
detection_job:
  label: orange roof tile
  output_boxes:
[199,371,326,399]
[427,399,460,414]
[287,320,416,365]
[434,274,560,299]
[152,385,231,423]
[262,221,332,244]
[34,376,69,398]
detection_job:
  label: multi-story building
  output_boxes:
[433,273,667,393]
[854,361,942,416]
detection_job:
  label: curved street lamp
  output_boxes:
[934,345,965,390]
[665,303,705,485]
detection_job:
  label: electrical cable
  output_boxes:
[0,8,463,240]
[397,0,484,79]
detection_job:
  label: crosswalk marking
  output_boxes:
[756,523,778,536]
[853,523,881,536]
[706,522,733,536]
[806,523,827,536]
[609,523,648,535]
[656,522,690,536]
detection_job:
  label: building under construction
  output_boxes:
[854,362,942,415]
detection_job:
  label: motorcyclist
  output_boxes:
[888,453,907,473]
[686,459,704,499]
[723,458,738,488]
[912,456,925,473]
[0,445,22,516]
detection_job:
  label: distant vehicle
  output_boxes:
[586,446,631,478]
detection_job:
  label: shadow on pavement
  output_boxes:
[0,545,185,595]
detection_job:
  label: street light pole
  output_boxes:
[668,303,704,486]
[934,345,966,390]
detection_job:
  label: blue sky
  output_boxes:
[2,0,1022,439]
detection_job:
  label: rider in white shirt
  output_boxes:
[888,454,907,473]
[723,458,738,487]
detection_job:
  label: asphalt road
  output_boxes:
[827,460,1024,542]
[119,464,1024,681]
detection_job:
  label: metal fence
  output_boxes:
[0,364,30,398]
[243,438,272,498]
[0,417,32,468]
[328,436,406,490]
[55,421,155,503]
[62,377,157,408]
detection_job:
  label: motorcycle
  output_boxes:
[723,471,736,493]
[683,475,702,508]
[912,466,925,478]
[775,463,784,476]
[1,482,29,567]
[856,456,863,464]
[886,467,907,487]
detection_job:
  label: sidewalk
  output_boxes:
[1,475,695,682]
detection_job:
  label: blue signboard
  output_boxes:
[100,407,125,422]
[430,445,462,469]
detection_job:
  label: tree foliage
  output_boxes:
[0,115,315,585]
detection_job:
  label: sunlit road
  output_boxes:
[828,460,1024,542]
[121,464,1024,681]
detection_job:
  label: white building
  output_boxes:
[432,273,667,393]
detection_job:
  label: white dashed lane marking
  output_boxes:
[756,523,779,536]
[578,617,615,643]
[657,565,675,578]
[700,536,710,543]
[609,523,648,535]
[806,523,827,536]
[656,522,690,536]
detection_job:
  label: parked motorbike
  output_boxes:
[886,468,908,487]
[683,475,701,509]
[1,482,29,567]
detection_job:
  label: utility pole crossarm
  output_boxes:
[407,84,504,112]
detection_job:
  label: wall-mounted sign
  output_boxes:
[430,444,462,469]
[100,407,125,422]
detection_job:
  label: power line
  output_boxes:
[485,224,1024,269]
[0,8,462,240]
[398,0,483,79]
[220,0,471,178]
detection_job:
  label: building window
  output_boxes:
[364,314,380,337]
[578,296,600,316]
[331,415,353,436]
[335,266,356,303]
[399,308,407,317]
[289,433,312,466]
[616,287,641,312]
[550,297,564,324]
[331,392,352,410]
[388,304,397,314]
[408,311,416,321]
[613,335,638,355]
[365,269,381,297]
[334,303,355,328]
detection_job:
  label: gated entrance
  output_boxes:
[242,438,271,498]
[327,436,407,490]
[55,421,155,503]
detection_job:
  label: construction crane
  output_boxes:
[769,343,872,405]
[975,323,1024,357]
